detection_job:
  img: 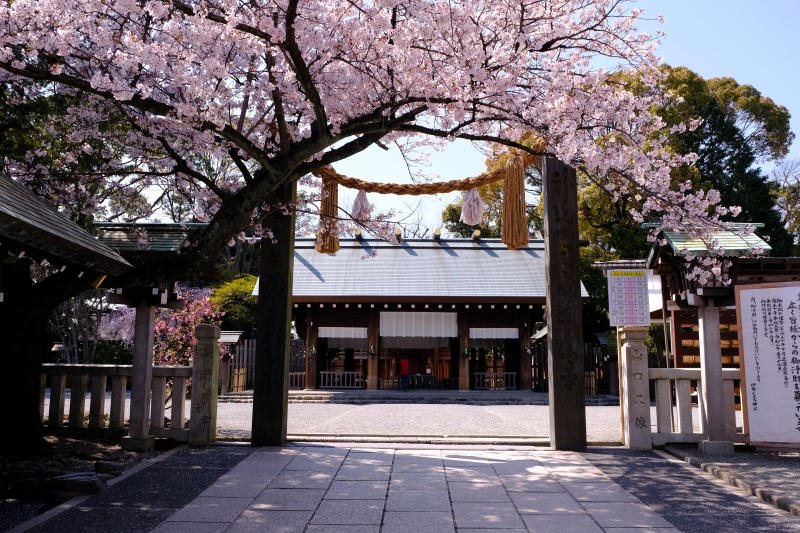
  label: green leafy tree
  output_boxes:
[655,66,794,256]
[771,159,800,255]
[211,275,259,334]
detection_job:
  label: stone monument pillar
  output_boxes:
[121,301,156,452]
[697,305,733,454]
[543,156,587,451]
[190,325,220,446]
[620,326,652,450]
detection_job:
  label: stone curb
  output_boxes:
[8,444,188,533]
[662,446,800,518]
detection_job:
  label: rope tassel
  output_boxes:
[502,152,529,250]
[352,189,372,221]
[315,177,341,254]
[460,187,486,226]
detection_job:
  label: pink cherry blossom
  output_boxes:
[0,0,747,277]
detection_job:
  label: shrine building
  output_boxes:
[254,236,588,391]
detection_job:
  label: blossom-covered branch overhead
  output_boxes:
[0,0,742,276]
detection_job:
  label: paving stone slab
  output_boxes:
[499,473,565,492]
[452,502,525,529]
[305,526,380,533]
[381,511,455,533]
[491,461,547,476]
[386,488,451,512]
[444,466,499,482]
[441,453,491,467]
[151,523,230,533]
[224,510,313,533]
[309,499,384,525]
[324,480,388,500]
[603,528,683,533]
[390,471,448,490]
[521,513,605,533]
[249,488,326,511]
[392,458,445,472]
[166,496,253,523]
[268,471,333,489]
[509,492,586,514]
[448,481,511,503]
[334,465,392,481]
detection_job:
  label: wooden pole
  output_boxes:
[458,310,470,390]
[305,308,318,390]
[367,309,380,390]
[251,180,297,446]
[543,156,587,451]
[519,314,532,391]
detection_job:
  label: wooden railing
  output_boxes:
[289,372,306,389]
[40,364,192,441]
[649,368,743,446]
[474,372,517,390]
[319,371,363,389]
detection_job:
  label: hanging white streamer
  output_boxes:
[352,189,372,221]
[459,187,486,225]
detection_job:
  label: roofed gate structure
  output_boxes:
[255,237,588,392]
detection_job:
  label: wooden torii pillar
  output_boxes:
[252,180,297,446]
[542,157,587,451]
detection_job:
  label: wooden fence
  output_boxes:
[532,342,614,395]
[474,372,517,390]
[221,338,306,392]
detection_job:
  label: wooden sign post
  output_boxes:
[736,281,800,450]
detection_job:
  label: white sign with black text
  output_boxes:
[737,282,800,446]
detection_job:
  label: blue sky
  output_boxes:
[335,1,800,231]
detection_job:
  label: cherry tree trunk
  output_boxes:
[251,181,297,446]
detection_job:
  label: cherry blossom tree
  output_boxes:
[0,0,737,450]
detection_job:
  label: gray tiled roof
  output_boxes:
[94,222,208,253]
[0,175,134,276]
[254,238,588,301]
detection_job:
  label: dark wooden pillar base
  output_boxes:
[252,180,297,447]
[519,315,532,391]
[458,311,470,390]
[367,310,380,390]
[305,309,318,390]
[543,157,587,451]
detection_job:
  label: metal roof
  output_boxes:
[646,228,772,268]
[94,222,208,253]
[0,175,134,276]
[254,238,588,302]
[219,331,243,344]
[661,229,771,257]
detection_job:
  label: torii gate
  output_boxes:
[250,157,588,451]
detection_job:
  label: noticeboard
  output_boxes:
[607,270,650,327]
[736,281,800,447]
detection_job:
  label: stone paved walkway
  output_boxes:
[18,443,800,533]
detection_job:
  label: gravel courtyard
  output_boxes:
[47,391,743,444]
[218,403,626,443]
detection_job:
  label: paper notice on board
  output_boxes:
[607,270,650,327]
[739,285,800,445]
